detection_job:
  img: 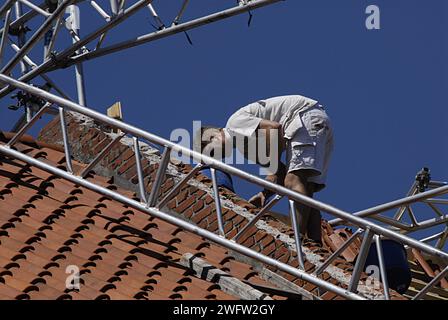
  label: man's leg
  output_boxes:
[306,183,322,243]
[284,170,317,236]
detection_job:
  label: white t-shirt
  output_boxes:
[225,95,318,139]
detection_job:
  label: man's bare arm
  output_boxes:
[247,120,287,207]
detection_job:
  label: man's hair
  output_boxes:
[194,125,221,154]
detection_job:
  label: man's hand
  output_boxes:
[248,191,266,208]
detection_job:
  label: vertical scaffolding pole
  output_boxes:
[67,5,87,106]
[289,200,306,270]
[14,1,28,75]
[110,0,119,16]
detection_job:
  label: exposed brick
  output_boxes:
[262,242,276,257]
[242,236,255,248]
[191,207,213,224]
[92,136,112,154]
[183,207,194,219]
[198,219,209,229]
[232,216,247,229]
[204,195,214,205]
[175,190,189,206]
[223,221,233,234]
[192,199,205,213]
[175,196,197,213]
[208,219,219,233]
[193,189,207,199]
[260,234,275,248]
[237,226,258,245]
[160,178,175,195]
[274,245,289,259]
[167,198,176,210]
[226,228,238,239]
[222,209,237,221]
[254,231,266,242]
[117,157,136,175]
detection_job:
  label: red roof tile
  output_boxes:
[0,137,285,300]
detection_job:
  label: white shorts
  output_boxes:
[285,105,334,192]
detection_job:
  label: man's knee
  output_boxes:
[284,170,316,191]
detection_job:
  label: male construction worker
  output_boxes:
[197,95,334,244]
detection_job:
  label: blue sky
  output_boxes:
[0,1,447,241]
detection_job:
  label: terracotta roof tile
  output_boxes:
[1,139,284,300]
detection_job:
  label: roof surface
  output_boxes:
[0,136,285,300]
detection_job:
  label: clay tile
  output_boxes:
[70,189,83,196]
[117,216,130,224]
[15,293,30,300]
[107,276,121,283]
[28,194,44,203]
[168,238,181,246]
[205,294,217,300]
[124,255,138,262]
[207,284,221,292]
[43,262,59,270]
[153,262,168,270]
[9,216,22,224]
[219,256,235,265]
[11,253,26,262]
[88,254,102,262]
[195,242,211,251]
[57,294,73,300]
[177,277,192,284]
[95,294,110,300]
[100,283,116,293]
[0,189,12,196]
[243,271,259,280]
[64,239,79,246]
[98,239,112,247]
[114,270,128,277]
[169,293,182,300]
[143,222,158,231]
[51,254,66,262]
[0,270,14,277]
[30,277,46,286]
[25,235,41,245]
[134,292,148,300]
[145,278,157,285]
[140,285,154,292]
[81,218,95,225]
[38,270,52,278]
[58,246,72,254]
[38,225,52,232]
[94,247,108,254]
[147,270,162,278]
[122,210,134,216]
[75,225,89,232]
[70,233,84,239]
[1,222,15,230]
[173,285,188,293]
[118,262,132,269]
[19,245,35,254]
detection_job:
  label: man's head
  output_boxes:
[195,126,229,159]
